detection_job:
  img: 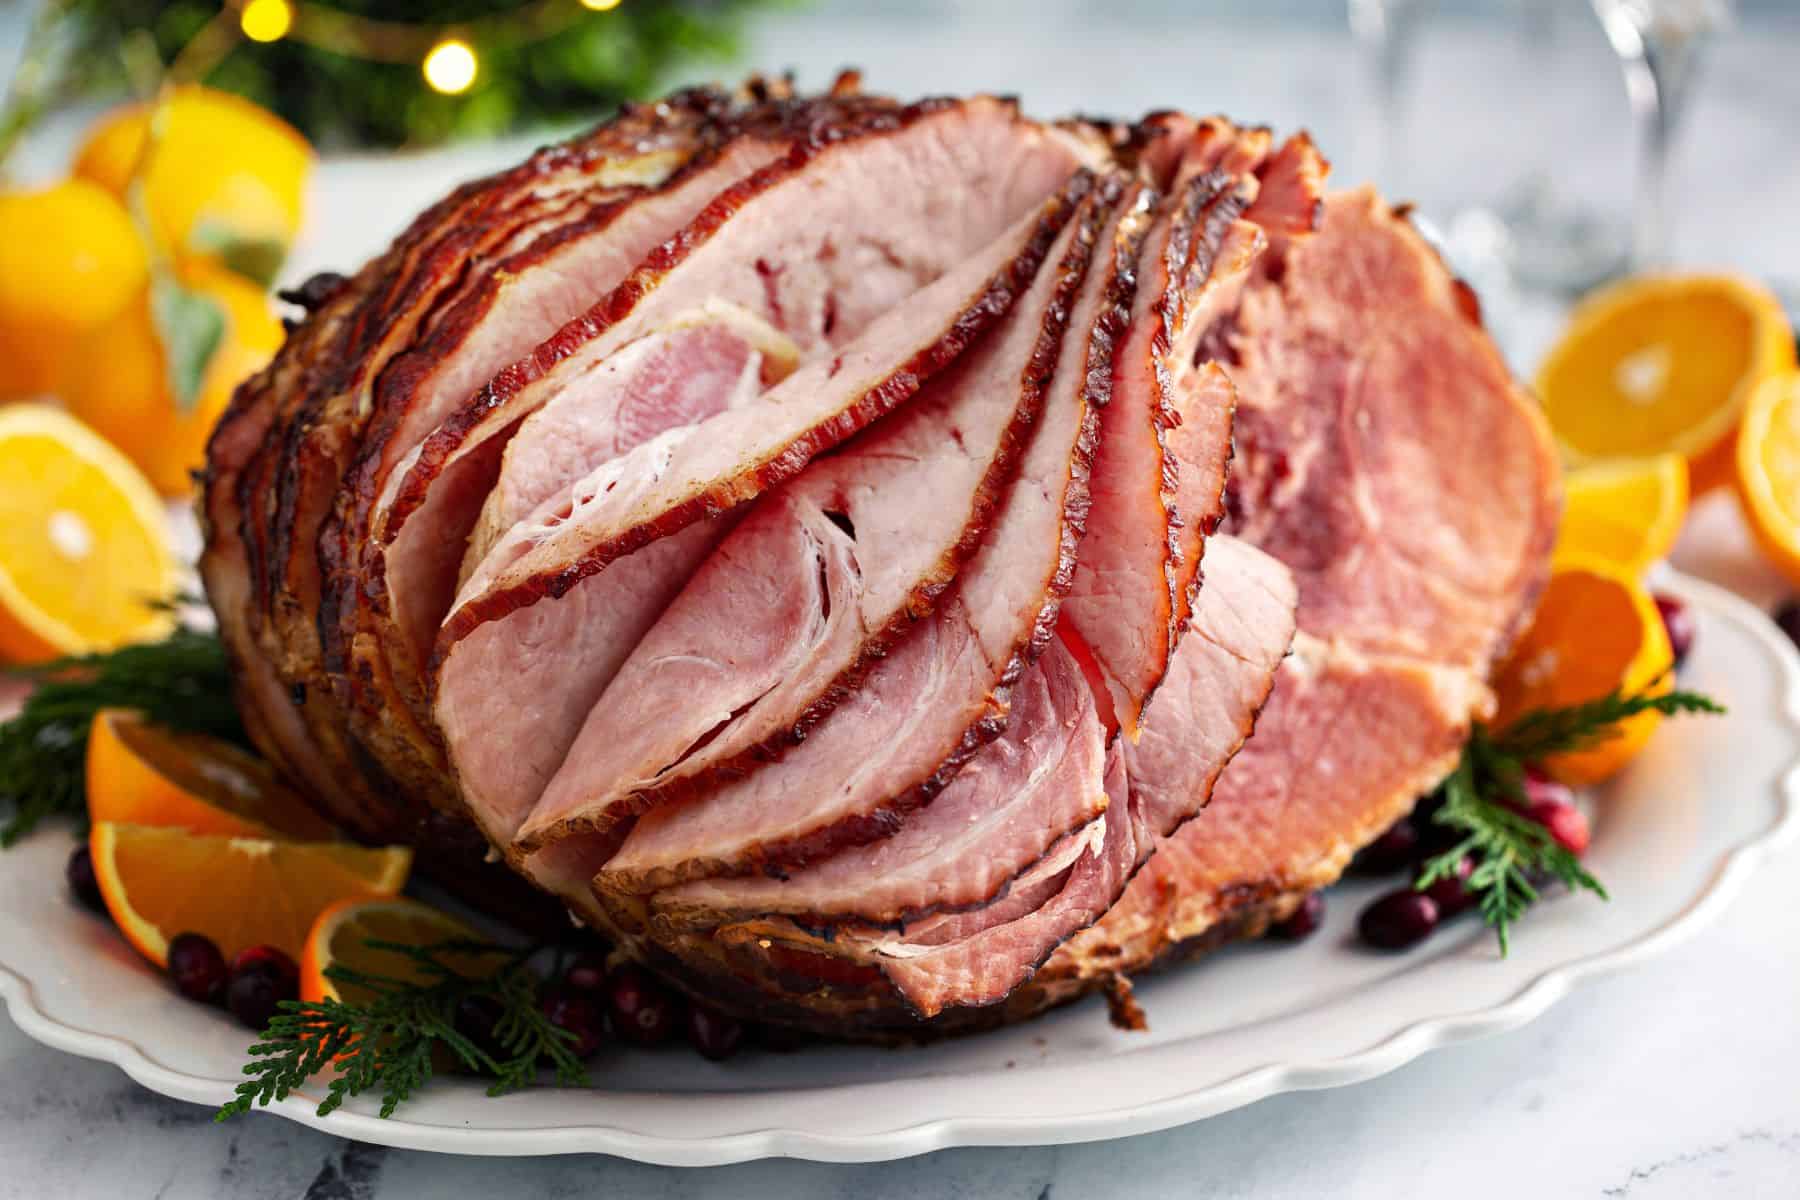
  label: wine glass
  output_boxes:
[1591,0,1733,270]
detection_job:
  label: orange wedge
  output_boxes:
[1734,371,1800,587]
[1553,453,1689,576]
[1493,556,1674,786]
[0,405,178,663]
[86,708,337,840]
[1536,273,1793,492]
[89,822,411,967]
[300,896,491,1006]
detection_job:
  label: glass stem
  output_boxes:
[1614,24,1701,269]
[1350,0,1432,190]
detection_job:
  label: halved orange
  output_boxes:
[89,822,411,967]
[0,405,178,662]
[1553,453,1689,576]
[1734,371,1800,587]
[1536,273,1794,492]
[300,896,492,1006]
[1493,556,1675,785]
[86,708,337,840]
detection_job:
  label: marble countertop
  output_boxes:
[4,3,1799,1196]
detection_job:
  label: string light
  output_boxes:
[238,0,293,44]
[580,0,624,10]
[422,38,478,95]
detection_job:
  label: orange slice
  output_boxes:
[300,896,491,1006]
[89,822,411,967]
[1734,371,1800,587]
[1493,556,1674,786]
[1553,453,1689,576]
[86,708,336,841]
[1536,273,1794,492]
[0,405,178,662]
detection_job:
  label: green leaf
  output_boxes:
[149,273,225,415]
[187,218,287,288]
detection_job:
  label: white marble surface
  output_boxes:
[4,3,1800,1196]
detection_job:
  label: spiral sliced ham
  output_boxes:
[517,175,1103,864]
[202,81,1558,1037]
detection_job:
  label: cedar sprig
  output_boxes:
[0,615,246,846]
[1415,683,1724,955]
[1490,684,1725,763]
[217,938,588,1122]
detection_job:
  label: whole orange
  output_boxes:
[0,179,149,399]
[74,84,312,279]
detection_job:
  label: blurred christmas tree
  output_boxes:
[47,0,784,148]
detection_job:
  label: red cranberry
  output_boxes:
[1358,889,1439,950]
[223,945,298,1030]
[65,844,105,913]
[539,985,605,1060]
[1653,592,1696,666]
[453,993,509,1065]
[1418,856,1477,917]
[1521,767,1574,812]
[686,1004,746,1061]
[606,964,683,1047]
[561,951,608,996]
[1349,818,1420,875]
[1271,891,1325,941]
[1526,800,1591,856]
[167,932,228,1005]
[229,945,298,992]
[1774,599,1800,649]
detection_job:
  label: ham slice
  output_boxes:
[518,182,1101,857]
[591,177,1147,894]
[675,535,1298,1018]
[461,303,799,584]
[649,637,1107,924]
[1224,189,1560,670]
[1058,123,1323,737]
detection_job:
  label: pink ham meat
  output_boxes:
[375,98,1097,672]
[593,178,1148,895]
[338,127,794,725]
[1015,191,1558,1019]
[1039,641,1487,1000]
[433,171,1093,856]
[650,636,1107,924]
[237,89,769,839]
[460,303,798,582]
[677,535,1297,1018]
[433,310,799,843]
[516,180,1102,857]
[1224,188,1559,671]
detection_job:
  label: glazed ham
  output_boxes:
[203,79,1557,1037]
